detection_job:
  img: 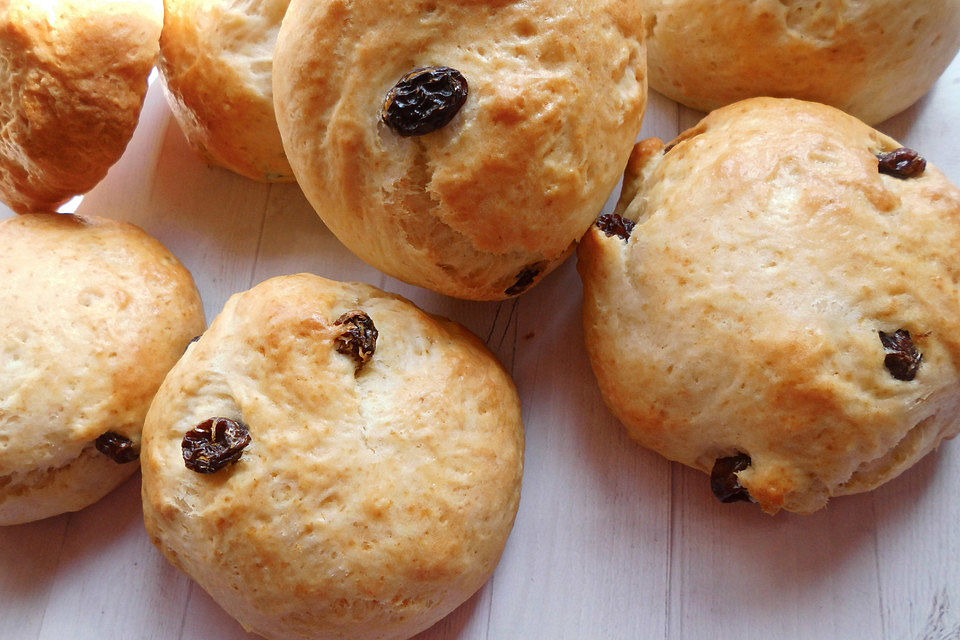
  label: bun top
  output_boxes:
[0,0,162,212]
[579,98,960,513]
[142,273,524,640]
[0,213,204,520]
[273,0,646,300]
[159,0,294,182]
[643,0,960,124]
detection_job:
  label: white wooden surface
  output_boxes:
[2,55,960,640]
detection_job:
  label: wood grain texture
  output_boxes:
[1,54,959,640]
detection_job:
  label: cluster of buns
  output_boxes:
[2,0,960,638]
[0,1,206,529]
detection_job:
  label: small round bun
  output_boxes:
[642,0,960,124]
[0,0,162,213]
[0,213,205,525]
[141,274,524,640]
[159,0,294,182]
[273,0,646,300]
[579,98,960,514]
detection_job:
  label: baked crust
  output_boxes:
[579,98,960,514]
[0,0,161,213]
[141,274,524,640]
[0,213,205,525]
[642,0,960,124]
[159,0,294,182]
[273,0,646,300]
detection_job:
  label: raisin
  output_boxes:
[183,334,202,354]
[381,67,468,137]
[879,329,922,381]
[95,431,139,464]
[182,418,251,474]
[504,263,544,296]
[335,310,378,372]
[595,213,635,242]
[710,453,752,503]
[876,147,926,179]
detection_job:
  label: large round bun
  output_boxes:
[0,213,205,525]
[579,98,960,514]
[273,0,646,300]
[0,0,162,213]
[159,0,294,182]
[142,274,524,640]
[642,0,960,124]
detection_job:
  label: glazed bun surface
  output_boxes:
[159,0,294,182]
[0,213,204,525]
[142,274,524,640]
[0,0,162,213]
[579,98,960,514]
[643,0,960,124]
[273,0,646,300]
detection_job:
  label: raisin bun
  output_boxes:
[0,0,162,213]
[159,0,294,182]
[141,274,524,640]
[642,0,960,125]
[0,213,204,525]
[578,98,960,514]
[272,0,646,300]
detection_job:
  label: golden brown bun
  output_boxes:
[273,0,646,300]
[159,0,294,182]
[0,213,205,525]
[642,0,960,124]
[0,0,161,213]
[578,98,960,514]
[142,274,524,640]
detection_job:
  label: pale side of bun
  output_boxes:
[0,213,205,525]
[0,0,162,213]
[273,0,646,300]
[643,0,960,124]
[159,0,294,182]
[579,98,960,514]
[142,274,524,640]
